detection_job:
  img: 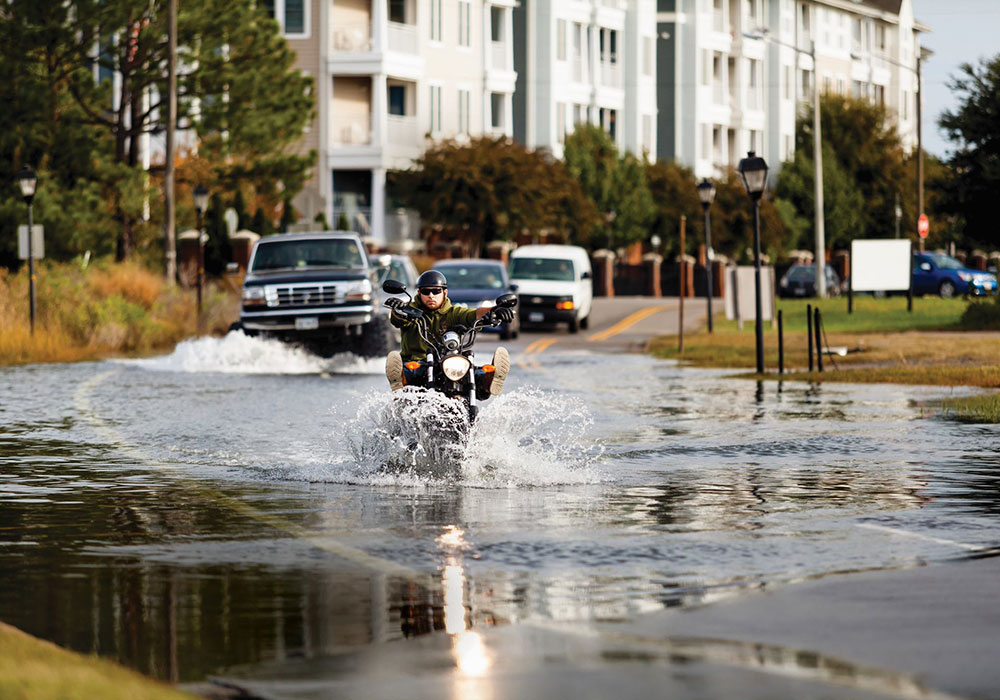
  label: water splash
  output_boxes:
[121,331,384,375]
[338,387,603,487]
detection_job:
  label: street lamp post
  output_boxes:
[697,178,716,333]
[193,185,209,324]
[738,151,769,375]
[16,166,38,334]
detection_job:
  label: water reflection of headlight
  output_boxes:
[453,631,491,677]
[442,355,471,380]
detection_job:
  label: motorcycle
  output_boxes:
[381,279,517,424]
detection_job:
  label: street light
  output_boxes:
[16,166,38,334]
[193,184,209,323]
[697,178,716,333]
[737,151,768,375]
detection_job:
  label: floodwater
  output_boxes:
[1,332,998,695]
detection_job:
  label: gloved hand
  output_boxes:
[385,297,405,310]
[492,307,515,324]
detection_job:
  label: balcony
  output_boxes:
[331,115,372,146]
[387,22,418,54]
[491,41,508,71]
[386,114,419,145]
[600,62,621,88]
[333,22,371,52]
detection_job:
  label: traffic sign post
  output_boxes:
[917,214,929,253]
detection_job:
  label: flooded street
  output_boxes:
[2,333,999,695]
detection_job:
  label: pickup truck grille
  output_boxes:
[270,283,340,307]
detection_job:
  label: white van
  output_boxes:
[509,244,593,333]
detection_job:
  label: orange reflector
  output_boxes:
[482,365,495,373]
[405,361,421,370]
[556,300,574,310]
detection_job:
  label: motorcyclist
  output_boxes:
[384,269,514,395]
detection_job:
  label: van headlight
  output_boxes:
[345,279,373,301]
[441,355,472,381]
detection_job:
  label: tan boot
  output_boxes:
[385,351,403,391]
[489,347,510,395]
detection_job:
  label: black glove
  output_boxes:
[385,297,405,310]
[493,307,515,324]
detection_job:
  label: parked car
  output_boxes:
[235,232,397,357]
[432,259,520,340]
[508,244,593,333]
[912,252,998,298]
[369,253,419,300]
[778,264,841,298]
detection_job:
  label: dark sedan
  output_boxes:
[433,259,520,340]
[778,264,842,298]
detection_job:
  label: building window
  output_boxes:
[388,83,407,116]
[599,108,616,139]
[389,0,406,24]
[264,0,307,36]
[784,65,791,100]
[642,115,652,154]
[643,37,653,76]
[458,1,471,47]
[556,102,566,144]
[557,19,566,61]
[430,0,442,42]
[599,28,617,65]
[573,103,585,127]
[901,89,909,120]
[491,6,503,42]
[491,92,504,129]
[458,89,470,134]
[430,85,442,133]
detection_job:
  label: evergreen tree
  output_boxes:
[251,207,273,236]
[203,193,232,276]
[279,196,296,233]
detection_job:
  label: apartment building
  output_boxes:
[513,0,658,160]
[274,0,517,246]
[656,0,927,179]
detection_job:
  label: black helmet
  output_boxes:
[417,270,448,289]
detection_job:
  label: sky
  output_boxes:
[910,0,1000,159]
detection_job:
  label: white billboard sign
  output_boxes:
[851,239,911,292]
[17,225,44,260]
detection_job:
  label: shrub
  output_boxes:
[960,295,1000,330]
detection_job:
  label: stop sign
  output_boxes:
[918,213,929,238]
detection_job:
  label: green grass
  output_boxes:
[0,622,197,700]
[767,295,969,334]
[941,392,1000,423]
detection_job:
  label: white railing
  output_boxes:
[332,207,372,235]
[387,22,418,54]
[332,22,371,52]
[600,0,626,9]
[572,57,585,82]
[386,114,419,145]
[713,81,725,105]
[600,62,621,87]
[331,115,372,146]
[491,41,507,70]
[713,11,725,33]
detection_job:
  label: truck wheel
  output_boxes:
[357,316,397,358]
[580,315,589,330]
[567,317,579,334]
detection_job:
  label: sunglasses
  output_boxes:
[418,287,444,295]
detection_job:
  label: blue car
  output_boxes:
[912,252,998,298]
[433,259,520,340]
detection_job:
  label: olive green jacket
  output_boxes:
[391,297,478,362]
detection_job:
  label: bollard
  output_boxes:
[814,307,824,372]
[778,309,784,375]
[807,303,814,373]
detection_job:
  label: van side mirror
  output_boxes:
[581,271,592,280]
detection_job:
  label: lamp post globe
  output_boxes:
[737,151,769,374]
[16,166,37,204]
[697,178,717,332]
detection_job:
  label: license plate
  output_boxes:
[295,316,319,330]
[529,312,544,323]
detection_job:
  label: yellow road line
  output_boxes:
[74,369,422,579]
[517,337,559,368]
[588,305,671,343]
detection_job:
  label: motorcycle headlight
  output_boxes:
[441,355,472,381]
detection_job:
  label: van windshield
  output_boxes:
[510,257,575,282]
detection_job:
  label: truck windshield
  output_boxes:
[251,239,365,271]
[509,257,575,282]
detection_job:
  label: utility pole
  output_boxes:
[812,39,826,297]
[678,215,685,353]
[163,0,177,282]
[916,51,924,254]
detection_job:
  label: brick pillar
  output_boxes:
[643,253,662,297]
[177,230,200,288]
[229,230,260,272]
[592,250,615,297]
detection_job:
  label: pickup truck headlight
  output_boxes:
[242,286,266,306]
[344,279,373,301]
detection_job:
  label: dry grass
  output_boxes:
[0,622,197,700]
[0,261,238,366]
